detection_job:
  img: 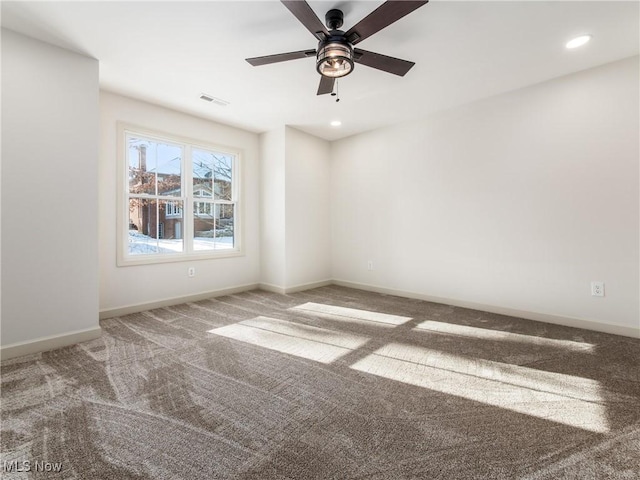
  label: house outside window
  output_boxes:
[118,125,241,265]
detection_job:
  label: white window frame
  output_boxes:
[117,123,243,266]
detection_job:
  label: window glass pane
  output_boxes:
[158,200,184,252]
[128,199,183,255]
[128,137,157,195]
[215,204,234,249]
[128,136,182,196]
[193,203,233,250]
[193,201,216,251]
[192,149,213,198]
[128,198,158,255]
[214,155,233,201]
[154,142,182,196]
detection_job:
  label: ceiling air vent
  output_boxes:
[199,93,230,106]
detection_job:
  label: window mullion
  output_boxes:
[232,152,238,203]
[184,144,193,254]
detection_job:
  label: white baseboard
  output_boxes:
[333,279,640,339]
[0,326,103,361]
[99,283,260,319]
[259,279,332,295]
[258,283,286,294]
[283,279,332,294]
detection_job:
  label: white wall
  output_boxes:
[331,56,639,331]
[284,127,331,288]
[258,127,331,291]
[1,29,100,346]
[99,91,260,313]
[259,127,286,288]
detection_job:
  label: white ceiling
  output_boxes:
[2,1,638,141]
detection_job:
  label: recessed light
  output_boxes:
[566,35,592,49]
[330,120,342,127]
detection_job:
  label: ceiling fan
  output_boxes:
[246,1,429,95]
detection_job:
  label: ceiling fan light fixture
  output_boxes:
[316,40,354,78]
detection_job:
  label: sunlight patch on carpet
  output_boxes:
[414,321,595,352]
[208,316,369,364]
[290,302,413,326]
[350,342,609,433]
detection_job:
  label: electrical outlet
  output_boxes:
[188,267,196,278]
[367,260,374,271]
[591,281,604,297]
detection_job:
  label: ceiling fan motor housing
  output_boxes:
[325,9,344,30]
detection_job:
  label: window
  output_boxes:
[119,125,241,265]
[165,201,182,218]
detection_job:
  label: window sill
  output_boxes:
[117,248,244,267]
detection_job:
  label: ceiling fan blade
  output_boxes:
[246,49,316,66]
[345,1,429,45]
[317,76,335,95]
[281,1,329,41]
[353,49,415,76]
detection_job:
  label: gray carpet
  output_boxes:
[1,286,639,479]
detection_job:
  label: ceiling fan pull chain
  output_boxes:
[331,79,340,102]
